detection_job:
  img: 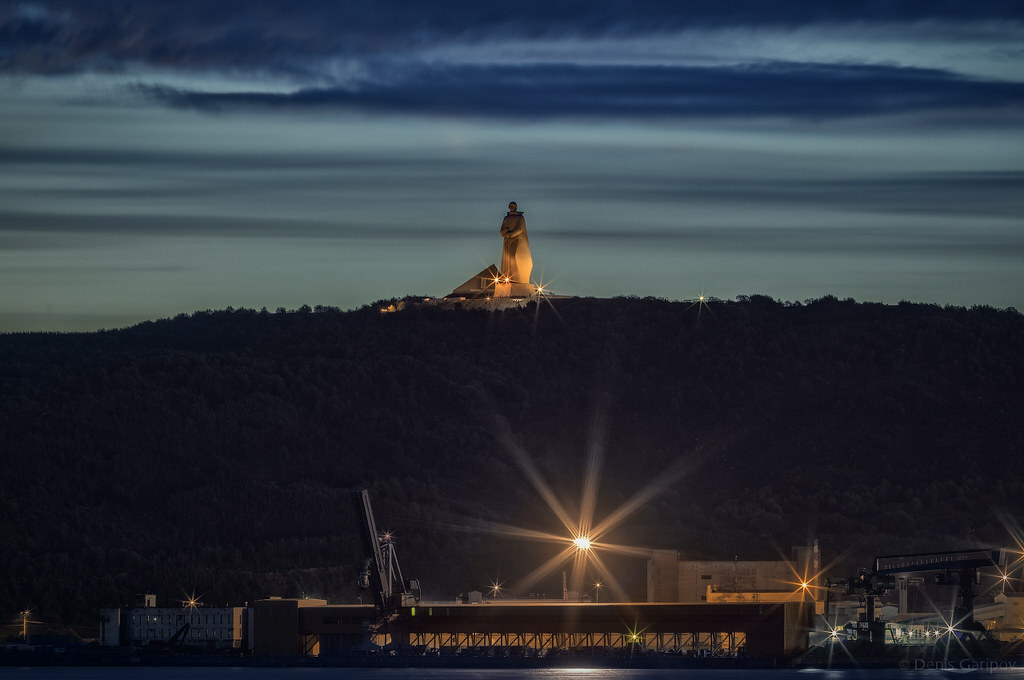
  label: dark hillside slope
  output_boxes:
[0,296,1021,630]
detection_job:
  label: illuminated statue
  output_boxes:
[499,201,532,286]
[448,201,538,299]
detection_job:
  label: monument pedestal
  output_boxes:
[450,265,500,298]
[509,282,536,298]
[449,266,537,299]
[492,281,537,298]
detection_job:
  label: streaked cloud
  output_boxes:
[4,1,1021,123]
[1,0,1022,330]
[135,61,1024,120]
[3,1,1021,75]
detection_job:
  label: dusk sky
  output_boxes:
[2,1,1023,331]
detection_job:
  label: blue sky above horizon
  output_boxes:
[2,1,1023,331]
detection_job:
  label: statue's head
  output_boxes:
[508,201,518,212]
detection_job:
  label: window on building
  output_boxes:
[701,574,712,580]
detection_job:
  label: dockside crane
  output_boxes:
[353,489,420,620]
[825,548,1007,651]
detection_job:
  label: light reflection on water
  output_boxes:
[1,669,1024,680]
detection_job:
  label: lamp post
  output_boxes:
[183,596,201,644]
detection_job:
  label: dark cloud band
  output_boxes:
[3,0,1022,74]
[139,62,1024,120]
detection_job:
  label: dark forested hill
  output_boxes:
[1,295,1022,633]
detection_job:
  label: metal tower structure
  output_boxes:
[353,489,420,615]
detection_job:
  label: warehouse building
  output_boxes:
[99,595,247,649]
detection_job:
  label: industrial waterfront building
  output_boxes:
[97,592,1024,658]
[96,496,1022,661]
[248,597,814,658]
[99,595,247,649]
[647,544,822,614]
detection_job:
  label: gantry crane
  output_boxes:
[826,548,1006,649]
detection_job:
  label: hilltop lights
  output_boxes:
[686,290,715,319]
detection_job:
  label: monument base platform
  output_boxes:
[450,265,537,299]
[492,281,536,298]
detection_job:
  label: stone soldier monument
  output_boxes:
[499,201,532,292]
[450,201,538,299]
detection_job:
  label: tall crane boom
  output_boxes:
[353,489,391,608]
[352,489,420,614]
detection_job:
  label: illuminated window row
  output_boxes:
[390,630,747,654]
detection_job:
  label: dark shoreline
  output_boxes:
[4,646,1022,671]
[1,646,782,670]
